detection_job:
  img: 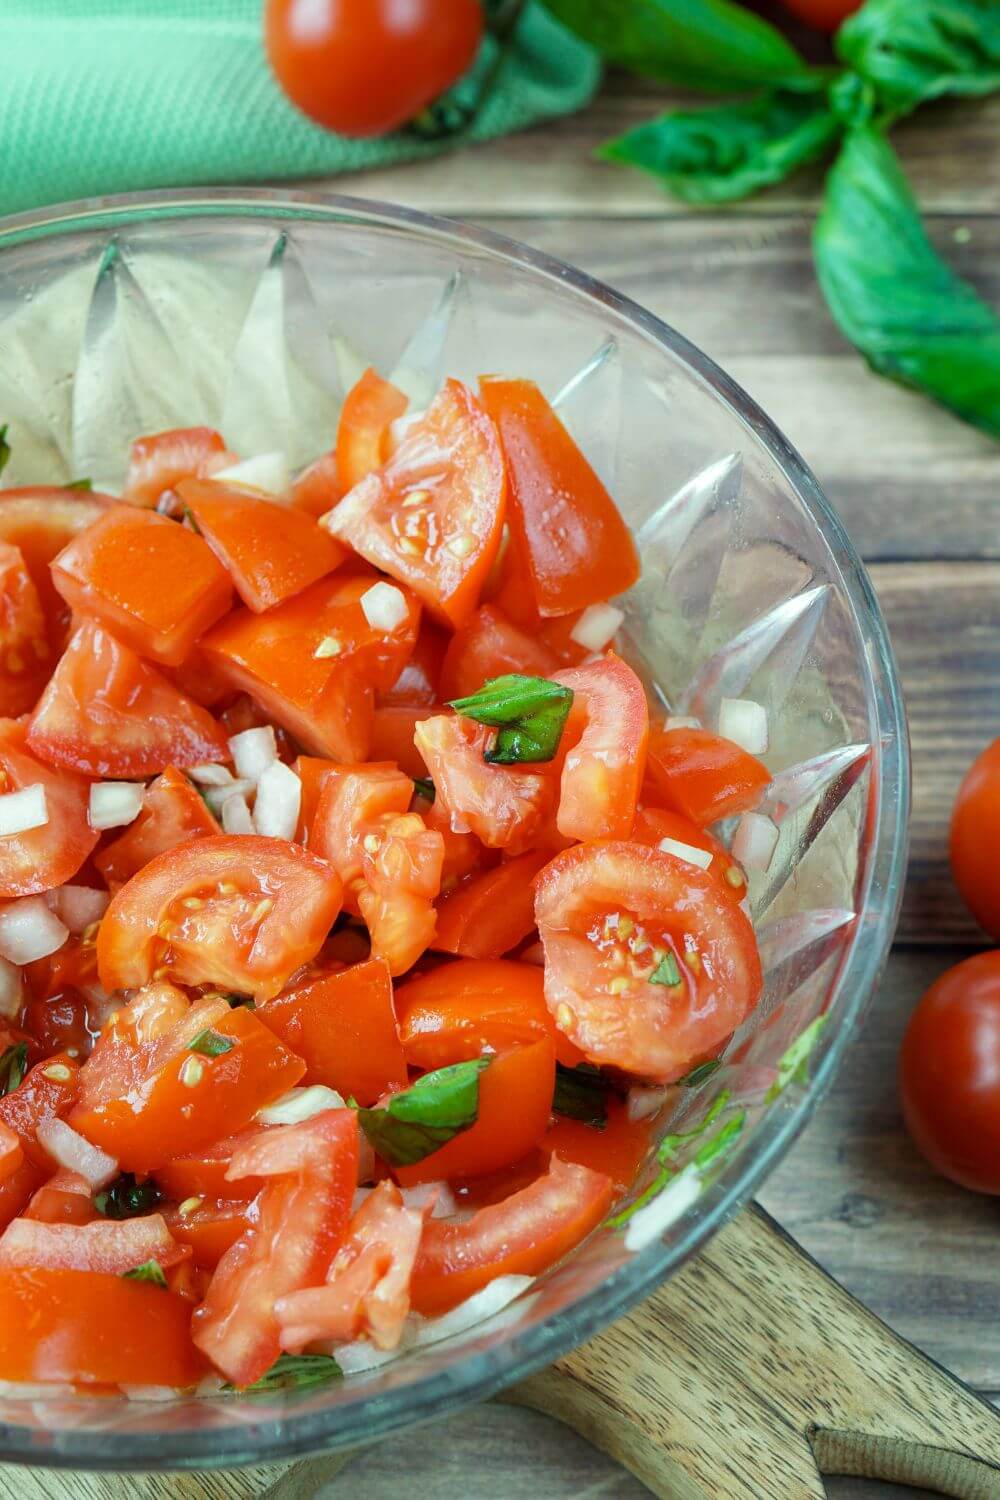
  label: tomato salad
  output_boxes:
[0,374,771,1395]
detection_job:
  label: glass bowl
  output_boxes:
[0,189,908,1471]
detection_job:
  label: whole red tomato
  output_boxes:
[265,0,484,138]
[900,952,1000,1194]
[779,0,862,30]
[950,738,1000,940]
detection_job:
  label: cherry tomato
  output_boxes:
[900,952,1000,1194]
[414,714,553,851]
[52,505,233,666]
[0,720,97,896]
[0,1213,190,1274]
[554,654,648,842]
[326,380,506,628]
[779,0,861,31]
[96,765,221,889]
[633,806,747,905]
[535,841,762,1082]
[950,738,1000,940]
[336,367,409,493]
[439,604,559,702]
[644,725,770,826]
[124,426,235,508]
[432,850,550,961]
[97,835,343,1000]
[370,704,437,780]
[544,1098,653,1196]
[28,621,228,778]
[411,1155,614,1314]
[265,0,483,138]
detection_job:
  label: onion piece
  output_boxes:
[626,1085,670,1123]
[387,409,425,451]
[187,764,235,788]
[88,782,144,831]
[227,726,277,783]
[569,602,624,653]
[0,897,68,963]
[35,1118,117,1189]
[400,1181,459,1220]
[118,1385,180,1402]
[664,715,701,732]
[658,836,713,871]
[253,760,302,840]
[718,697,768,756]
[732,812,779,872]
[0,958,22,1021]
[360,581,409,633]
[46,885,109,934]
[204,778,254,816]
[0,784,48,837]
[411,1276,536,1348]
[624,1164,702,1253]
[256,1085,346,1126]
[332,1339,407,1375]
[214,452,290,497]
[221,793,254,835]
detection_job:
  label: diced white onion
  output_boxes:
[732,812,779,872]
[35,1118,118,1189]
[627,1085,670,1123]
[400,1182,459,1220]
[718,697,768,756]
[0,784,48,837]
[118,1385,180,1402]
[256,1085,346,1126]
[227,726,277,783]
[221,793,254,835]
[204,778,255,816]
[46,885,109,935]
[0,957,21,1020]
[187,763,234,788]
[0,897,68,963]
[360,581,409,633]
[664,715,701,732]
[88,782,144,831]
[569,602,624,653]
[624,1164,703,1253]
[411,1277,536,1348]
[739,896,753,921]
[331,1339,407,1375]
[658,836,713,871]
[252,760,302,840]
[214,452,290,497]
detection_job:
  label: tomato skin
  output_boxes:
[779,0,861,30]
[0,720,97,897]
[644,726,770,826]
[154,1131,264,1204]
[439,604,558,702]
[414,714,553,851]
[554,655,648,842]
[0,1053,80,1167]
[370,704,436,780]
[899,952,1000,1194]
[0,1213,190,1274]
[381,619,448,706]
[336,367,409,492]
[291,450,341,517]
[265,0,483,138]
[96,835,343,1001]
[950,739,1000,940]
[25,1169,95,1225]
[96,765,220,889]
[411,1155,614,1315]
[544,1100,652,1196]
[0,1159,46,1231]
[432,851,550,961]
[124,426,234,508]
[165,1198,256,1270]
[0,541,52,717]
[394,1039,556,1187]
[633,806,747,905]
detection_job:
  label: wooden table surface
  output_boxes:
[300,48,1000,1500]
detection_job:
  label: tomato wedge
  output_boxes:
[97,835,343,1001]
[0,1123,22,1180]
[0,486,114,664]
[325,379,505,628]
[191,1109,358,1387]
[535,841,762,1082]
[165,1198,256,1270]
[370,704,436,780]
[0,1213,189,1273]
[553,655,648,842]
[336,367,409,493]
[179,478,344,612]
[644,726,770,826]
[124,426,234,508]
[0,541,52,716]
[28,622,228,778]
[479,376,638,617]
[414,714,553,851]
[291,449,341,517]
[411,1155,614,1314]
[0,1052,80,1167]
[432,851,550,960]
[633,806,747,905]
[96,765,221,888]
[24,1169,95,1225]
[0,720,97,897]
[154,1131,264,1204]
[51,506,233,666]
[438,604,558,702]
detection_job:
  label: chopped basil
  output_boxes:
[226,993,255,1009]
[0,425,9,478]
[357,1058,490,1167]
[608,1090,745,1228]
[94,1173,163,1220]
[679,1058,722,1088]
[766,1014,828,1101]
[182,505,202,534]
[65,477,93,492]
[189,1029,235,1057]
[553,1063,609,1129]
[0,1042,28,1098]
[449,673,574,765]
[650,951,681,987]
[122,1259,167,1288]
[229,1352,343,1394]
[412,777,435,803]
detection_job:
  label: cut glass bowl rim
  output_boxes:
[0,187,910,1470]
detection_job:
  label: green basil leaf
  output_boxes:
[189,1028,235,1057]
[0,1042,27,1098]
[608,1091,745,1228]
[679,1058,722,1087]
[357,1059,490,1167]
[449,673,574,764]
[837,0,1000,118]
[0,425,9,478]
[553,1064,609,1128]
[601,89,840,203]
[229,1352,343,1394]
[814,126,1000,438]
[122,1259,167,1288]
[412,777,436,803]
[65,477,93,492]
[225,992,255,1009]
[541,0,816,93]
[765,1014,828,1101]
[650,951,682,987]
[94,1173,163,1220]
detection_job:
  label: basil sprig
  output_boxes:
[231,1353,343,1395]
[357,1059,490,1167]
[0,1042,27,1098]
[122,1260,167,1288]
[412,777,435,803]
[766,1014,828,1101]
[189,1028,235,1057]
[553,1063,611,1129]
[94,1173,163,1220]
[449,674,574,765]
[837,0,1000,118]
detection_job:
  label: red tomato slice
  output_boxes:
[276,1178,422,1352]
[336,367,409,494]
[414,714,553,852]
[0,1266,206,1386]
[0,1123,22,1180]
[633,806,747,904]
[479,376,639,617]
[0,541,52,716]
[28,622,228,778]
[97,834,343,1001]
[394,1038,555,1187]
[51,505,233,666]
[291,450,341,517]
[552,655,648,842]
[124,426,234,508]
[0,487,115,666]
[24,1169,95,1225]
[259,958,407,1106]
[544,1099,652,1196]
[192,1109,357,1387]
[326,380,505,628]
[0,720,97,897]
[71,995,305,1173]
[535,841,762,1082]
[370,704,436,780]
[154,1131,264,1204]
[179,478,345,613]
[96,765,221,888]
[644,726,770,827]
[0,1213,189,1273]
[411,1155,614,1314]
[381,618,448,706]
[0,1159,46,1232]
[432,850,550,960]
[164,1198,256,1270]
[438,603,559,702]
[166,645,239,710]
[423,794,488,886]
[0,1053,79,1166]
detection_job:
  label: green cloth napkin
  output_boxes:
[1,0,599,216]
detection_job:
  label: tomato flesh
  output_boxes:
[370,704,436,780]
[124,426,234,508]
[336,367,409,492]
[439,604,558,702]
[554,655,648,841]
[645,726,770,826]
[544,1100,653,1196]
[414,714,553,851]
[96,765,220,888]
[634,806,747,905]
[432,850,550,960]
[0,719,97,897]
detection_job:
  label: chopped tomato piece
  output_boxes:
[439,604,558,702]
[396,958,582,1069]
[124,426,234,508]
[192,1109,357,1387]
[291,450,341,517]
[0,1159,46,1231]
[394,1038,555,1187]
[19,987,99,1062]
[644,726,770,826]
[414,714,552,851]
[154,1131,264,1205]
[25,937,98,1003]
[96,765,221,888]
[51,505,233,666]
[479,377,638,617]
[411,1155,614,1314]
[28,622,228,778]
[179,478,345,613]
[370,704,435,780]
[260,958,407,1106]
[423,794,488,886]
[71,995,305,1173]
[165,1198,256,1269]
[633,806,747,904]
[294,754,336,845]
[276,1178,421,1351]
[0,1122,22,1180]
[336,367,409,493]
[96,835,343,1001]
[432,851,549,960]
[544,1099,653,1196]
[535,841,762,1082]
[0,1213,189,1273]
[0,1053,80,1167]
[0,487,115,665]
[25,1169,95,1225]
[0,1266,207,1386]
[326,379,505,628]
[167,646,239,709]
[0,541,51,716]
[381,619,448,705]
[553,655,648,842]
[0,720,97,897]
